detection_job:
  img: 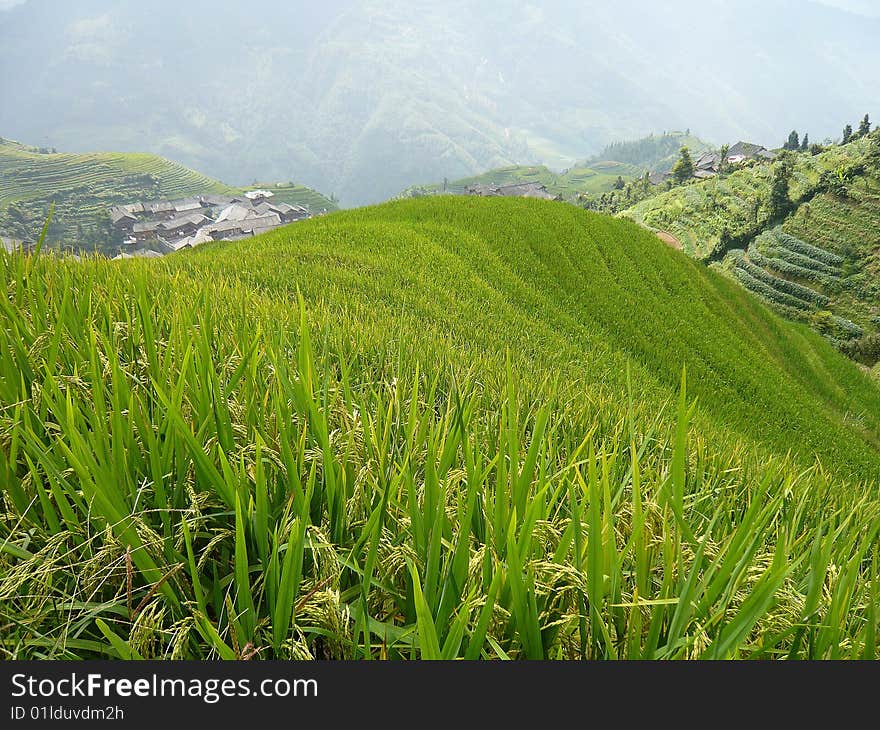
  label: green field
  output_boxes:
[0,138,337,251]
[402,161,643,201]
[2,197,879,660]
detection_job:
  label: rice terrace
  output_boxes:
[2,196,880,660]
[1,0,880,673]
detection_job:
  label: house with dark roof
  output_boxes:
[465,182,557,200]
[271,202,310,223]
[496,182,557,200]
[132,220,163,241]
[110,207,139,231]
[648,171,672,186]
[694,152,721,173]
[172,198,204,214]
[726,141,776,165]
[159,213,209,239]
[464,183,500,197]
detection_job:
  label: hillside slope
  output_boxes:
[0,138,336,250]
[623,131,880,350]
[2,198,880,660]
[623,134,879,258]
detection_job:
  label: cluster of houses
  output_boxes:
[463,181,560,200]
[110,190,312,259]
[648,141,778,185]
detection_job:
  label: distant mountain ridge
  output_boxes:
[1,0,879,204]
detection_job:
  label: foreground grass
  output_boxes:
[1,198,879,659]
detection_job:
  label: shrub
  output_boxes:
[733,266,813,311]
[736,258,828,306]
[770,229,844,266]
[747,247,836,287]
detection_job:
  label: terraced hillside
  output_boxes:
[0,138,336,251]
[3,198,880,661]
[402,161,642,200]
[783,172,880,352]
[716,154,880,357]
[623,133,879,259]
[623,130,880,355]
[242,182,338,215]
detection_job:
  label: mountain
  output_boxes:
[585,132,713,174]
[1,1,879,205]
[2,197,880,659]
[0,137,336,250]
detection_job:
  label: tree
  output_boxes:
[769,152,795,219]
[800,133,809,151]
[842,124,853,144]
[614,175,625,190]
[672,146,694,183]
[784,130,800,151]
[718,144,730,174]
[858,114,871,138]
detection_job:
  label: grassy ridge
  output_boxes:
[2,198,879,660]
[0,138,337,250]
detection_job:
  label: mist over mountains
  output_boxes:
[1,0,878,205]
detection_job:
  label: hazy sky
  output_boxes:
[814,0,880,15]
[1,0,878,203]
[1,0,878,14]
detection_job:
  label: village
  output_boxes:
[648,140,778,185]
[462,181,561,200]
[109,190,313,259]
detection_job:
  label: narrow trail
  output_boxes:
[655,230,683,250]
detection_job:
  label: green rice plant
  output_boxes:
[1,198,880,660]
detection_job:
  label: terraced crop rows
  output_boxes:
[726,228,863,341]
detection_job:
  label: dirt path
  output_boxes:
[655,230,683,250]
